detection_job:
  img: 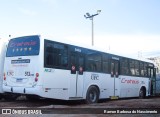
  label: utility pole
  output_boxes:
[84,10,101,46]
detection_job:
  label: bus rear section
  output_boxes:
[0,39,7,99]
[3,35,41,98]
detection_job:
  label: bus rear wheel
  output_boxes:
[26,95,40,101]
[4,94,18,101]
[85,86,99,104]
[0,94,3,100]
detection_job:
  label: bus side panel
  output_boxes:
[120,76,136,97]
[0,41,6,93]
[83,72,112,99]
[119,76,149,97]
[42,69,70,100]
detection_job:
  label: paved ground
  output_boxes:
[0,96,160,117]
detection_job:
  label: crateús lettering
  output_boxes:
[121,78,139,84]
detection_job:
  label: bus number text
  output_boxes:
[25,72,34,76]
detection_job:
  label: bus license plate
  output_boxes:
[16,78,23,82]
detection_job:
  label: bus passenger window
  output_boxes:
[148,68,151,77]
[102,54,109,73]
[46,46,53,53]
[71,55,76,66]
[130,60,135,75]
[144,63,147,77]
[79,57,84,67]
[120,58,129,75]
[46,54,53,66]
[151,69,154,78]
[140,62,144,76]
[44,40,68,69]
[135,61,140,76]
[88,62,96,71]
[103,62,109,73]
[87,51,101,72]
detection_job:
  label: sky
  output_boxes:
[0,0,160,58]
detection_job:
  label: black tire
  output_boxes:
[4,94,18,101]
[26,95,40,101]
[0,94,3,100]
[139,87,146,99]
[85,86,99,104]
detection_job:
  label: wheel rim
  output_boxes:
[139,90,144,97]
[89,91,97,102]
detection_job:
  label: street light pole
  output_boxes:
[84,10,101,46]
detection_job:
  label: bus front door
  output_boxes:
[147,67,156,96]
[70,52,85,98]
[110,60,119,99]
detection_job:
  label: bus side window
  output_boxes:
[140,62,144,77]
[102,54,109,73]
[45,45,54,67]
[135,61,140,76]
[61,49,68,67]
[151,69,154,78]
[46,54,53,66]
[144,63,148,77]
[44,40,68,69]
[88,62,96,71]
[120,58,129,75]
[130,60,135,76]
[87,51,101,72]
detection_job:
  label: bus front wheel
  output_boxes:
[85,86,99,104]
[139,87,146,99]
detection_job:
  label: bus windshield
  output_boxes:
[6,35,40,57]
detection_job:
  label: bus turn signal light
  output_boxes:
[35,77,38,82]
[36,73,39,77]
[35,73,39,82]
[4,73,6,81]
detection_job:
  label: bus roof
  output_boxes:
[9,35,155,64]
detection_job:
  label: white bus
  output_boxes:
[0,39,7,99]
[3,35,156,103]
